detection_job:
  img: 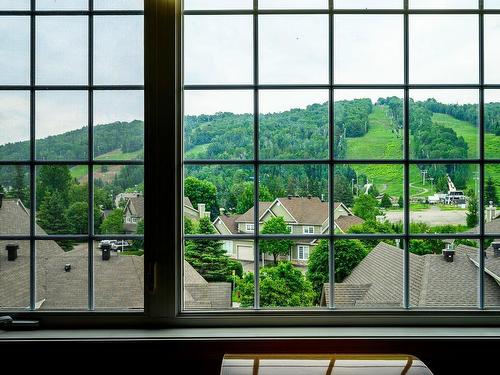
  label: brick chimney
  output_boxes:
[6,244,19,261]
[492,242,500,258]
[443,243,455,262]
[486,201,496,223]
[219,207,225,216]
[198,203,209,219]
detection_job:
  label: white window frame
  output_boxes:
[246,223,255,232]
[297,245,310,261]
[303,226,315,234]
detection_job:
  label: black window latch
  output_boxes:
[0,316,40,330]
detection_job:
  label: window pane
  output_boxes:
[335,0,402,8]
[485,0,500,9]
[184,164,253,235]
[409,239,479,309]
[409,164,479,234]
[260,15,328,84]
[332,239,403,309]
[0,166,30,235]
[335,164,404,234]
[36,16,88,85]
[184,90,253,160]
[94,16,144,85]
[36,0,87,10]
[259,90,329,160]
[95,237,144,309]
[95,165,144,235]
[94,0,143,10]
[0,17,30,85]
[260,0,327,9]
[334,90,404,160]
[36,241,88,309]
[410,90,479,160]
[334,15,403,84]
[0,241,30,309]
[0,91,30,161]
[410,0,477,8]
[36,165,89,235]
[185,0,251,9]
[410,15,478,84]
[485,90,500,160]
[485,15,500,84]
[35,91,88,161]
[93,90,144,160]
[0,0,29,9]
[485,164,500,235]
[258,165,329,234]
[184,15,253,85]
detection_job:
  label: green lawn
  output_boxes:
[70,149,142,180]
[185,143,210,159]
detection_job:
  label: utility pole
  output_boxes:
[421,170,428,186]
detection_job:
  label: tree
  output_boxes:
[184,176,218,217]
[100,209,124,234]
[184,217,234,282]
[65,202,101,235]
[466,191,479,228]
[353,194,382,221]
[37,191,73,251]
[36,165,72,208]
[184,217,195,234]
[485,177,498,206]
[398,195,404,208]
[236,262,314,308]
[13,165,28,205]
[380,193,392,208]
[259,217,293,265]
[306,239,368,304]
[230,182,273,214]
[131,219,144,250]
[334,175,354,207]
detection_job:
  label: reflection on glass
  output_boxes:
[485,90,500,160]
[94,0,143,10]
[36,0,87,9]
[410,90,479,160]
[0,17,29,85]
[36,241,88,309]
[0,241,30,309]
[334,90,404,160]
[0,166,30,235]
[485,15,500,84]
[410,15,478,84]
[260,15,328,85]
[260,0,327,9]
[259,90,328,160]
[335,0,402,8]
[94,165,144,234]
[93,90,144,160]
[35,91,88,161]
[36,16,88,85]
[0,91,30,160]
[409,164,479,234]
[335,164,403,234]
[185,0,251,9]
[184,15,253,85]
[409,239,479,309]
[94,16,144,85]
[334,15,403,84]
[410,0,477,8]
[184,90,253,160]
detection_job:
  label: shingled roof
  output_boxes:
[322,242,500,308]
[124,196,144,218]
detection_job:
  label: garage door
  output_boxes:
[237,245,254,261]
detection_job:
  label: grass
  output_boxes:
[70,149,142,180]
[120,250,144,256]
[185,143,210,159]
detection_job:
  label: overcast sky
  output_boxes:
[1,4,499,146]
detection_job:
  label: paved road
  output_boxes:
[385,206,467,226]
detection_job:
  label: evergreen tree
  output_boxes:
[132,219,144,251]
[353,194,382,221]
[380,193,392,208]
[36,165,72,208]
[485,177,498,206]
[334,175,354,207]
[37,191,69,234]
[398,195,404,208]
[100,209,124,234]
[259,216,293,265]
[184,217,234,282]
[13,165,28,205]
[466,191,479,228]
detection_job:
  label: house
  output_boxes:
[212,196,364,269]
[123,195,144,233]
[183,196,211,222]
[321,241,500,308]
[0,196,230,310]
[115,191,143,208]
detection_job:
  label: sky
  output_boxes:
[1,3,500,145]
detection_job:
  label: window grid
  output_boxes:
[0,0,144,311]
[182,0,500,311]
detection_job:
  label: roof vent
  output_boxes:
[6,244,18,261]
[307,195,312,199]
[492,242,500,258]
[64,264,71,272]
[101,243,111,261]
[443,244,455,262]
[287,195,292,200]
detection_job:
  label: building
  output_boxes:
[123,195,145,233]
[183,197,211,222]
[0,196,230,310]
[114,191,143,208]
[321,241,500,308]
[212,196,364,270]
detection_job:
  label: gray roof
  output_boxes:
[184,196,194,209]
[125,196,144,218]
[322,242,500,308]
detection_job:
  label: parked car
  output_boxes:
[111,240,131,251]
[98,240,116,249]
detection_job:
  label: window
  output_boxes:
[181,0,499,317]
[297,245,309,261]
[303,226,315,235]
[223,240,234,255]
[0,1,144,313]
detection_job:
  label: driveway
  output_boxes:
[385,206,467,226]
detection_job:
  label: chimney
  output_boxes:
[6,244,18,261]
[64,264,71,272]
[486,201,496,223]
[442,243,455,262]
[101,243,111,261]
[307,195,312,199]
[198,203,209,219]
[219,207,225,216]
[321,194,325,202]
[0,192,4,209]
[287,195,292,200]
[492,242,500,258]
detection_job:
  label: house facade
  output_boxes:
[213,196,364,268]
[123,195,145,233]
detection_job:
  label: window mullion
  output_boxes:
[478,0,485,310]
[253,0,260,310]
[29,0,36,312]
[403,0,410,310]
[328,0,335,310]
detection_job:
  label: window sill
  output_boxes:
[2,326,500,342]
